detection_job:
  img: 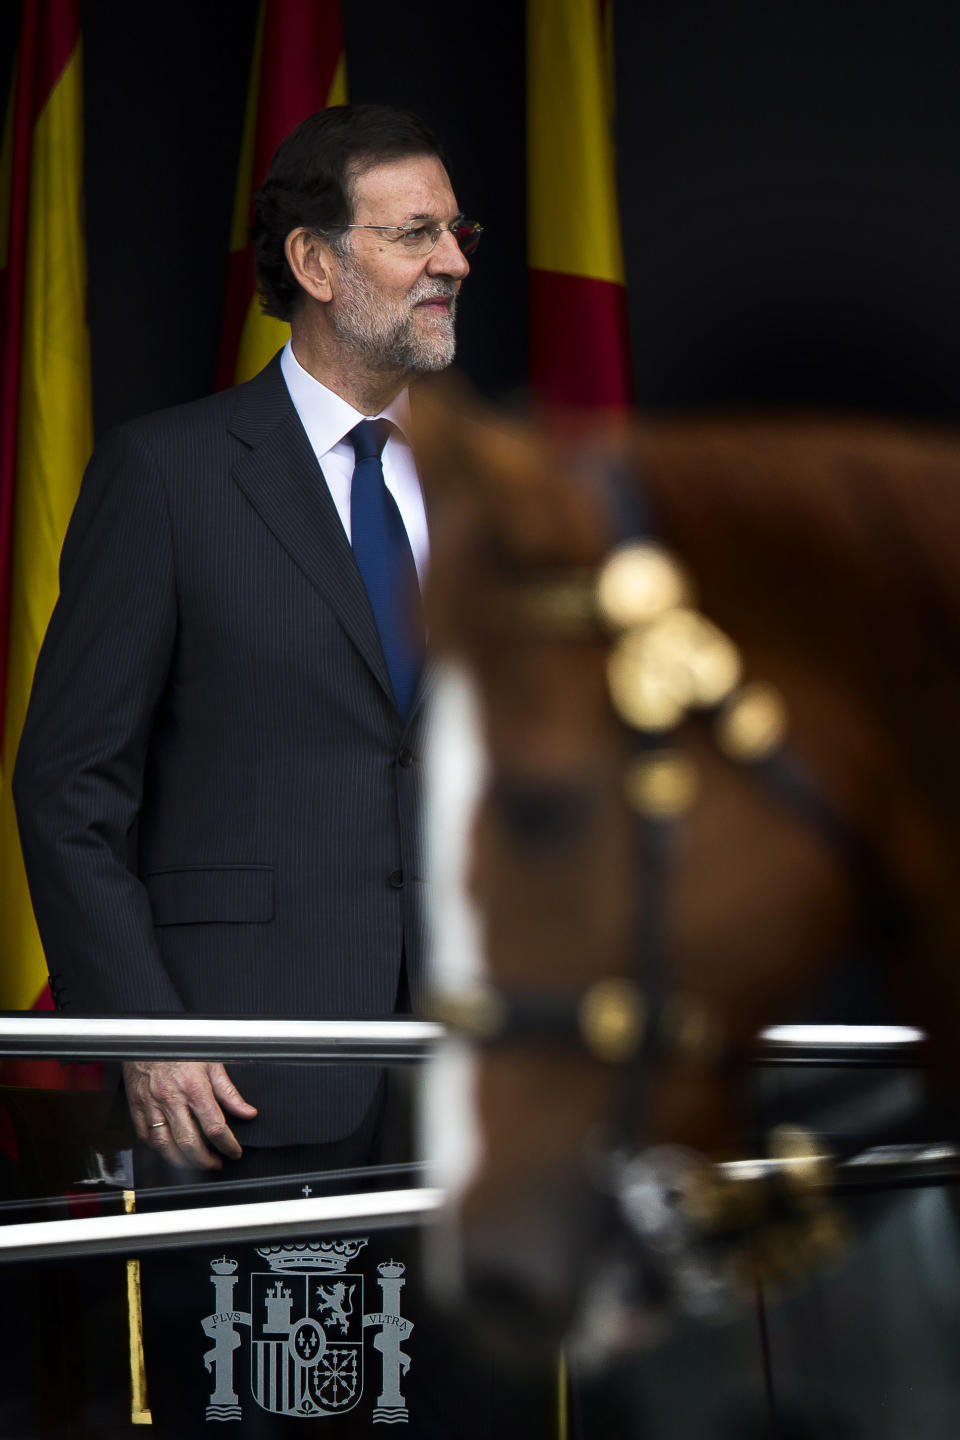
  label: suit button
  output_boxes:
[389,869,404,889]
[398,748,413,768]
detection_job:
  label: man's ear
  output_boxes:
[284,227,336,304]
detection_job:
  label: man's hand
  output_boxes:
[122,1060,258,1169]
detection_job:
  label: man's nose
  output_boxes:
[427,228,470,280]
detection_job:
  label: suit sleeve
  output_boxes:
[13,423,185,1014]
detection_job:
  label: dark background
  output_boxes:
[616,2,960,419]
[4,1,960,434]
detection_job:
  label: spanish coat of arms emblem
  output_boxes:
[201,1239,413,1424]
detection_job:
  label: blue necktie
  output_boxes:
[348,419,424,717]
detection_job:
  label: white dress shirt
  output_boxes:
[280,340,429,585]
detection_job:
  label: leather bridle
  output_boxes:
[429,503,911,1303]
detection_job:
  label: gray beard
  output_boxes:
[330,259,458,373]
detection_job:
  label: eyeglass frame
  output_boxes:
[320,216,483,257]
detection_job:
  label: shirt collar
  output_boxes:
[280,339,412,456]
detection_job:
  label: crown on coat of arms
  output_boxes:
[210,1256,238,1274]
[377,1259,406,1278]
[255,1239,369,1273]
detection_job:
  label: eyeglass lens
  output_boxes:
[454,222,482,256]
[397,221,481,256]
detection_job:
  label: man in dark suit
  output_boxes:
[13,104,479,1173]
[12,108,557,1440]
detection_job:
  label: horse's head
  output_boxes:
[415,388,960,1359]
[416,397,636,1352]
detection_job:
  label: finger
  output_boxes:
[125,1078,169,1149]
[187,1089,244,1161]
[164,1105,223,1170]
[174,1069,245,1160]
[208,1064,258,1118]
[147,1119,195,1169]
[126,1106,193,1169]
[127,1096,155,1147]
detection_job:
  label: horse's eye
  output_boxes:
[487,778,592,849]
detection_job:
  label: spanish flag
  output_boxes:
[527,0,633,407]
[217,0,347,389]
[0,1,93,1030]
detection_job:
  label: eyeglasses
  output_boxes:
[339,217,483,257]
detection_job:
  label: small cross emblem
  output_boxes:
[301,1184,312,1198]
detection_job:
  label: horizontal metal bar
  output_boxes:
[0,1014,444,1062]
[754,1023,926,1067]
[834,1141,960,1189]
[0,1187,446,1264]
[0,1160,428,1223]
[717,1140,960,1192]
[0,1015,929,1066]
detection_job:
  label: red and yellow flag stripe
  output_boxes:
[0,0,93,1023]
[217,0,346,389]
[527,0,633,407]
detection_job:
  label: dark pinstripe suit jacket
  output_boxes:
[13,353,428,1145]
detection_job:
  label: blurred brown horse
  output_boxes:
[416,395,960,1354]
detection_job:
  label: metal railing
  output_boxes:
[754,1023,926,1066]
[0,1014,443,1062]
[0,1014,929,1065]
[0,1187,446,1263]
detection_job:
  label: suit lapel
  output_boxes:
[227,356,395,707]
